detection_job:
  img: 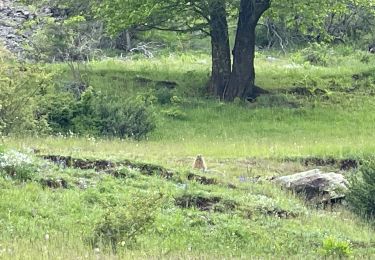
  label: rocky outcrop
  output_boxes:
[274,169,348,204]
[0,0,36,56]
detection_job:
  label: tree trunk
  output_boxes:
[125,30,132,52]
[224,0,270,101]
[208,0,232,98]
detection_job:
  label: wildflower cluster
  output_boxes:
[0,150,36,181]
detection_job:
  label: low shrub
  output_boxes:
[162,107,187,120]
[319,236,352,257]
[0,150,37,181]
[0,47,53,135]
[91,192,163,250]
[347,160,375,219]
[40,87,156,139]
[96,96,156,140]
[293,43,330,66]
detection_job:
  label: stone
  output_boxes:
[273,169,348,203]
[0,0,47,57]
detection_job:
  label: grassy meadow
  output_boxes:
[1,47,375,258]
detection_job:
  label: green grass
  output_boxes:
[8,49,375,159]
[0,155,374,259]
[2,48,375,258]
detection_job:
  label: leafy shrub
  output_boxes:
[96,96,156,140]
[38,91,76,133]
[320,236,352,257]
[347,160,375,219]
[0,150,37,181]
[359,53,371,64]
[26,15,102,62]
[0,47,53,135]
[91,192,163,250]
[162,107,187,120]
[40,87,156,139]
[155,87,173,105]
[298,43,330,66]
[71,87,101,135]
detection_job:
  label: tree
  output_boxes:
[29,0,374,101]
[225,0,270,100]
[96,0,268,100]
[95,0,234,99]
[207,0,231,98]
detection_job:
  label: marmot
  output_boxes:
[192,155,207,172]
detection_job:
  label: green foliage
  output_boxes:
[320,236,352,257]
[300,43,330,66]
[96,97,156,139]
[0,150,37,182]
[25,15,102,62]
[155,87,174,105]
[347,160,375,219]
[71,87,101,135]
[37,85,156,139]
[267,0,375,45]
[92,192,163,249]
[254,94,299,108]
[162,107,187,120]
[0,47,53,136]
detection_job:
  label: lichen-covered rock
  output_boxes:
[0,0,33,56]
[0,0,52,57]
[274,169,348,203]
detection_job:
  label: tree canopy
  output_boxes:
[22,0,375,100]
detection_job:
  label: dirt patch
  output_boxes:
[187,173,217,185]
[134,76,178,89]
[283,156,359,171]
[40,178,68,189]
[42,155,174,179]
[302,157,359,171]
[43,155,116,170]
[134,162,174,179]
[262,208,299,219]
[339,159,359,171]
[175,194,237,212]
[287,87,329,96]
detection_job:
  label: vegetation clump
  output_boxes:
[347,160,375,219]
[320,236,352,257]
[0,150,37,181]
[91,192,163,250]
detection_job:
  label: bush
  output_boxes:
[38,91,76,133]
[26,15,103,62]
[162,107,187,120]
[91,192,163,250]
[96,96,156,140]
[347,160,375,219]
[320,236,352,257]
[0,150,37,181]
[298,43,330,66]
[155,87,173,105]
[39,86,156,139]
[0,47,53,135]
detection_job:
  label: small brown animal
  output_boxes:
[192,155,207,172]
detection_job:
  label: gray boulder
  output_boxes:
[274,169,348,203]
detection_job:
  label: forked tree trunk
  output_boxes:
[224,0,270,101]
[208,0,232,98]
